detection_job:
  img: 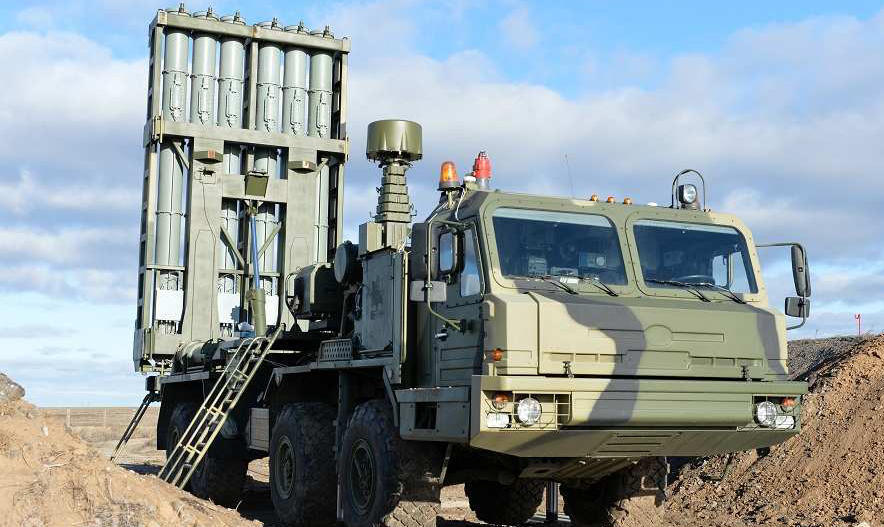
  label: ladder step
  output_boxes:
[157,328,282,490]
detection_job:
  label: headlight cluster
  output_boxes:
[754,400,797,430]
[486,395,544,428]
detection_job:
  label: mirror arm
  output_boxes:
[758,242,811,329]
[425,216,462,332]
[786,296,809,330]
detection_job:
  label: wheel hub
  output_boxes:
[349,439,376,514]
[275,436,296,499]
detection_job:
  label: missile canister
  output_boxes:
[217,13,247,328]
[190,10,218,125]
[160,7,190,125]
[255,20,283,177]
[153,6,191,333]
[156,6,190,275]
[308,27,334,139]
[218,12,246,174]
[282,23,309,136]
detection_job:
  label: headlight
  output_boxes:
[755,401,777,427]
[516,397,542,426]
[774,415,796,430]
[486,412,510,428]
[678,183,698,205]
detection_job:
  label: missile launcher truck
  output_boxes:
[128,5,812,527]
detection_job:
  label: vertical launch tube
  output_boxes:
[156,8,190,286]
[254,20,282,178]
[308,28,334,261]
[307,28,334,139]
[154,6,190,333]
[218,13,246,175]
[189,10,218,126]
[217,13,246,329]
[282,23,309,136]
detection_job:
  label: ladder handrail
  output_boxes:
[159,326,282,488]
[158,336,259,480]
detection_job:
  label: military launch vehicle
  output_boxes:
[128,5,812,527]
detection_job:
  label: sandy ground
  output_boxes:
[0,374,259,527]
[5,334,883,526]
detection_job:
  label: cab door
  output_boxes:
[431,225,485,388]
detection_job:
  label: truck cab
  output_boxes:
[413,178,806,466]
[408,170,808,464]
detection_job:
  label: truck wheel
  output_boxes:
[339,399,442,527]
[464,479,545,526]
[166,402,247,507]
[270,402,337,527]
[561,457,668,527]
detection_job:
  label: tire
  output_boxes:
[339,399,442,527]
[270,403,337,527]
[464,479,545,526]
[166,402,248,507]
[561,457,668,527]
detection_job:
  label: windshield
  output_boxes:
[633,220,758,293]
[491,208,628,284]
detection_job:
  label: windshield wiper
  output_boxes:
[527,274,578,295]
[691,282,747,304]
[646,279,711,302]
[578,275,619,296]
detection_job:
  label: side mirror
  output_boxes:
[409,281,447,303]
[785,296,810,319]
[410,223,429,281]
[790,245,811,298]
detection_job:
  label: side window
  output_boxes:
[461,229,481,297]
[438,231,456,274]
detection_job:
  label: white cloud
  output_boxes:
[0,169,139,215]
[343,9,884,265]
[0,30,145,170]
[499,7,538,50]
[0,225,131,265]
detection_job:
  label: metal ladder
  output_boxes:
[158,328,281,489]
[110,391,158,462]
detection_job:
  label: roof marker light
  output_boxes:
[439,161,460,191]
[472,151,492,190]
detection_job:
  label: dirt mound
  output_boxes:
[0,373,259,527]
[659,335,884,527]
[788,335,872,380]
[0,374,25,404]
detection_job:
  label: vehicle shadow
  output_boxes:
[118,462,568,527]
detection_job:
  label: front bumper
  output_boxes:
[469,374,807,458]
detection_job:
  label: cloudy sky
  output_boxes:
[1,0,883,406]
